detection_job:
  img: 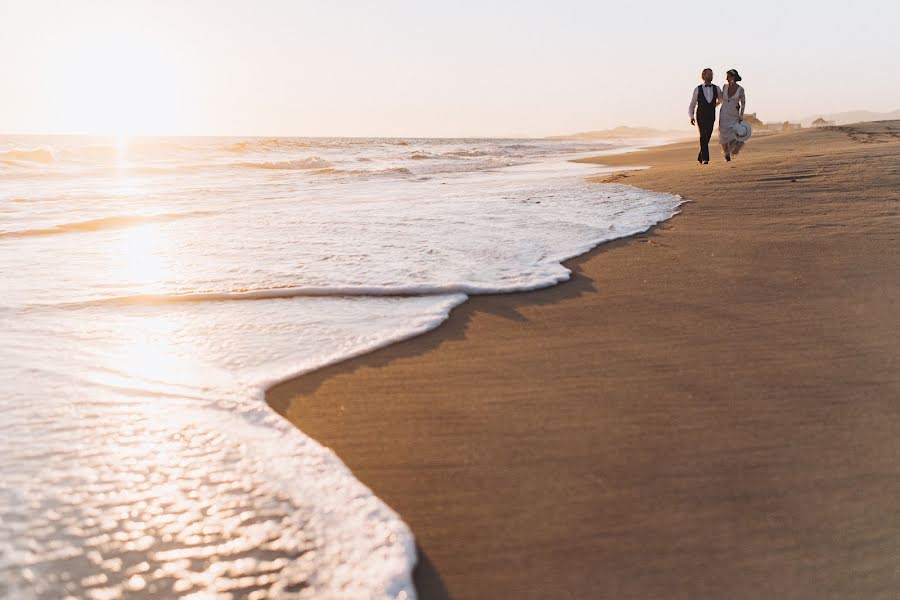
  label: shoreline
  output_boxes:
[267,122,900,599]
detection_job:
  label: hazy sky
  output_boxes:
[2,0,898,137]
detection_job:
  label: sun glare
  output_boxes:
[45,31,186,136]
[120,222,167,293]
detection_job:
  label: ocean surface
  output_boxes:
[0,135,682,599]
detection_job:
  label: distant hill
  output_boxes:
[798,109,900,126]
[547,126,691,140]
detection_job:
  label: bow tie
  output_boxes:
[704,84,713,87]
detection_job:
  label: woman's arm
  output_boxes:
[740,88,746,119]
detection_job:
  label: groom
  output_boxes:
[689,68,722,164]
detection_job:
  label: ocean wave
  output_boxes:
[408,151,441,160]
[62,141,194,162]
[238,156,334,170]
[0,148,55,163]
[444,149,491,157]
[0,211,215,239]
[225,139,315,154]
[311,166,414,178]
[66,144,126,161]
[61,276,580,308]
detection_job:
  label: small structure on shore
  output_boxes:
[765,121,803,132]
[812,117,836,127]
[743,113,766,128]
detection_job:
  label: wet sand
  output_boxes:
[267,121,900,599]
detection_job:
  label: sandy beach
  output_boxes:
[267,122,900,599]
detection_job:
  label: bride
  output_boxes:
[719,69,746,161]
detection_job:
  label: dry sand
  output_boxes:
[267,121,900,599]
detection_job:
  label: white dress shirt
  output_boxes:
[689,84,723,119]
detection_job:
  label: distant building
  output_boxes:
[743,113,765,128]
[765,121,802,132]
[811,117,835,127]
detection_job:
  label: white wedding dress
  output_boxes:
[719,84,746,156]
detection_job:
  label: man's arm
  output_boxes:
[688,87,699,125]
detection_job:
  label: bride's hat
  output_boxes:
[732,121,752,142]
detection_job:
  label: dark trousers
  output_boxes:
[697,117,715,162]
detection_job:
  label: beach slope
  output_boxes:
[267,122,900,599]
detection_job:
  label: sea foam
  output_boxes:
[0,134,680,598]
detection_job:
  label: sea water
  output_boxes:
[0,135,681,599]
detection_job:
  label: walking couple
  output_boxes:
[689,68,750,164]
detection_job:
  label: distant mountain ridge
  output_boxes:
[550,111,900,139]
[547,126,691,141]
[799,109,900,126]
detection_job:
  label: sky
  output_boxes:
[1,0,898,137]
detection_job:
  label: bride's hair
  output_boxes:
[727,69,742,82]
